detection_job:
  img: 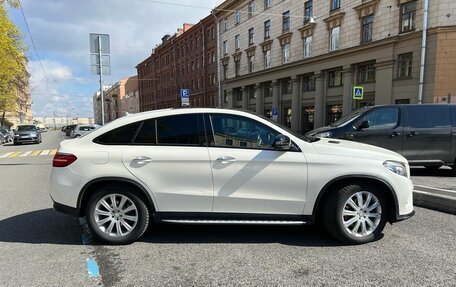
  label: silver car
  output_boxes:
[70,125,98,138]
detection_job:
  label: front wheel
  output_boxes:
[86,186,150,244]
[323,183,388,244]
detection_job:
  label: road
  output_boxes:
[0,131,455,286]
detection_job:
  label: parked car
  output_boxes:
[13,125,42,145]
[0,128,10,144]
[50,108,414,245]
[306,104,456,173]
[63,124,77,137]
[70,125,98,138]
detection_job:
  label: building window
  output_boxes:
[398,52,413,78]
[235,34,240,50]
[223,40,228,55]
[362,15,373,43]
[304,0,313,22]
[264,20,271,39]
[264,82,273,97]
[282,78,292,94]
[235,59,241,77]
[264,0,272,9]
[224,18,228,31]
[223,63,228,80]
[282,11,290,32]
[400,1,416,33]
[282,43,290,64]
[264,49,271,68]
[328,70,343,87]
[327,104,343,124]
[248,56,255,73]
[235,10,241,24]
[330,0,340,11]
[248,28,255,45]
[248,0,255,16]
[304,36,312,58]
[330,26,340,51]
[358,63,376,83]
[302,75,315,91]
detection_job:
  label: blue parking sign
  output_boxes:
[180,89,190,98]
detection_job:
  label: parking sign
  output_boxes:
[180,89,190,107]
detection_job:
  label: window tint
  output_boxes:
[133,119,156,145]
[357,108,399,130]
[209,114,278,149]
[157,114,205,146]
[94,122,141,145]
[405,106,450,129]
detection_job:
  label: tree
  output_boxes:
[0,1,27,126]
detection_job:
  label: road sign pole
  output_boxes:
[98,36,105,125]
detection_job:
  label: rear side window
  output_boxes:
[94,122,141,145]
[133,119,156,145]
[405,105,451,128]
[156,114,206,146]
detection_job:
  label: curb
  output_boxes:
[413,185,456,215]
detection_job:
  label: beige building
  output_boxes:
[103,76,139,123]
[3,73,33,128]
[215,0,456,132]
[93,85,112,125]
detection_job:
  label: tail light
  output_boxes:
[53,153,77,167]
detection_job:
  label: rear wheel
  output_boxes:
[323,183,388,244]
[86,185,149,244]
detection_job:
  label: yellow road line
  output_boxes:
[30,150,42,157]
[0,152,14,158]
[8,152,22,158]
[50,149,57,155]
[40,150,50,156]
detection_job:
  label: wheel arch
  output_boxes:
[77,177,156,217]
[312,175,399,223]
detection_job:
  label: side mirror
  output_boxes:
[273,134,292,151]
[357,120,370,131]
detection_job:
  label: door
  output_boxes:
[352,106,404,154]
[402,105,451,163]
[207,113,308,215]
[122,114,214,212]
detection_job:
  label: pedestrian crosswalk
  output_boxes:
[0,149,57,159]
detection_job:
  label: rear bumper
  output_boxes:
[392,210,415,223]
[53,201,80,217]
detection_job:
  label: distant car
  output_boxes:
[14,125,42,145]
[40,127,49,132]
[70,125,98,138]
[0,128,10,144]
[50,108,414,245]
[61,126,66,132]
[63,124,77,137]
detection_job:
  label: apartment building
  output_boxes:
[136,15,218,111]
[215,0,456,132]
[103,76,138,123]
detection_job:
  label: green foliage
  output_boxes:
[0,3,27,118]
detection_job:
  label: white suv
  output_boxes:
[50,108,414,244]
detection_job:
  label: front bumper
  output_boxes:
[14,136,38,143]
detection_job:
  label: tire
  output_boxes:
[86,185,150,244]
[322,182,388,244]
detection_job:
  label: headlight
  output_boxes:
[314,131,333,138]
[383,161,407,177]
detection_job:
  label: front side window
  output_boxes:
[156,114,205,146]
[328,70,343,87]
[304,36,312,58]
[330,26,340,51]
[362,15,373,43]
[400,1,416,33]
[357,108,399,130]
[304,0,313,22]
[331,0,340,11]
[282,43,290,64]
[398,52,413,78]
[248,28,255,45]
[264,20,271,39]
[209,114,279,150]
[358,63,376,83]
[282,11,290,32]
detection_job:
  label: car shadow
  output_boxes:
[137,223,359,247]
[410,167,454,177]
[0,209,82,245]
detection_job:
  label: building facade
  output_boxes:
[215,0,456,132]
[2,72,33,128]
[136,15,218,111]
[93,85,112,125]
[103,76,139,122]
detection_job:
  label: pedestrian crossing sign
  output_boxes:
[353,86,364,100]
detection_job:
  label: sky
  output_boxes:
[7,0,224,118]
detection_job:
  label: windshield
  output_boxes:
[330,107,372,127]
[16,125,36,131]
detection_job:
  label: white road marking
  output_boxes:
[40,150,50,156]
[0,152,14,158]
[19,151,33,157]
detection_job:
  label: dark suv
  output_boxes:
[14,125,42,145]
[63,124,77,137]
[307,104,456,172]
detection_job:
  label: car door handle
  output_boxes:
[132,156,152,164]
[216,156,236,163]
[390,132,400,138]
[408,131,418,137]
